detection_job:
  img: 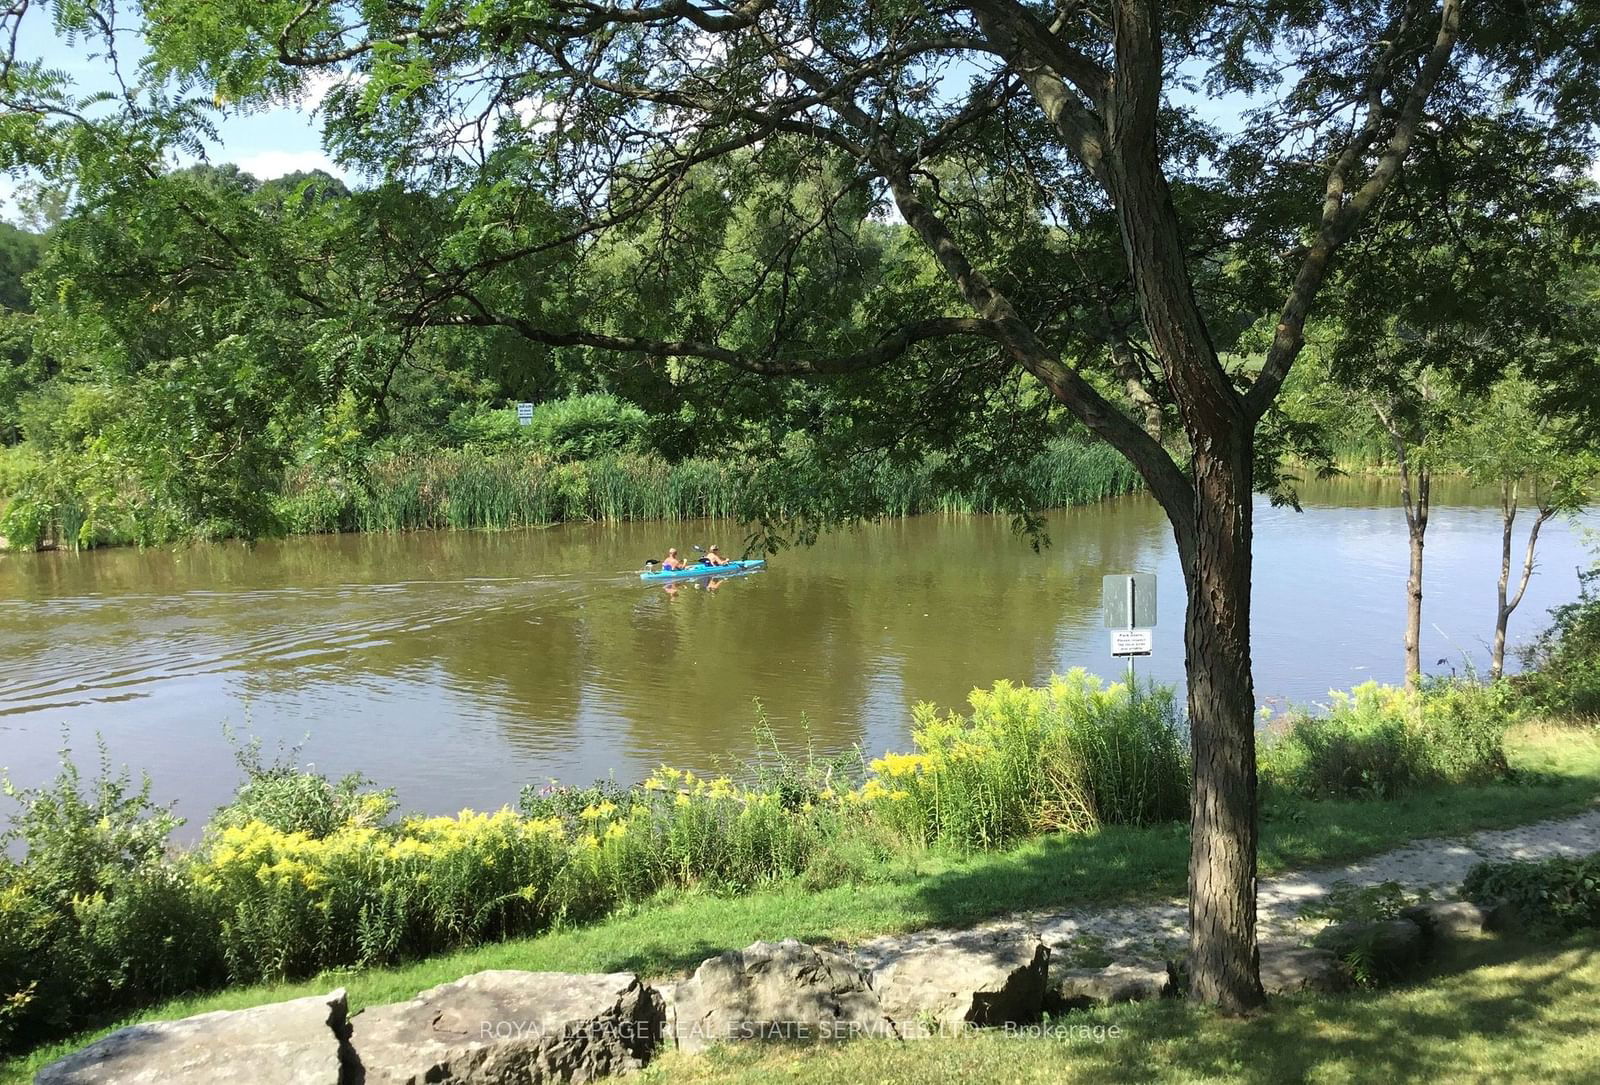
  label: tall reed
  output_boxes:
[274,438,1143,536]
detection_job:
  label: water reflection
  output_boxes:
[0,477,1591,831]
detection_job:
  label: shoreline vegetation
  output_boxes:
[0,399,1143,551]
[5,664,1597,1073]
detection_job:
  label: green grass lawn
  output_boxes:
[5,723,1598,1083]
[647,933,1600,1084]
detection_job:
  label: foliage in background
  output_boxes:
[1258,679,1516,800]
[5,422,1140,548]
[1518,559,1600,719]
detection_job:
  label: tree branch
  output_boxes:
[1245,0,1464,421]
[417,307,1005,376]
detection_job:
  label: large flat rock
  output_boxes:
[348,970,663,1084]
[36,989,349,1085]
[671,940,890,1054]
[1052,960,1173,1010]
[1258,944,1350,996]
[870,935,1049,1036]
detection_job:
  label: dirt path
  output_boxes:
[849,806,1600,967]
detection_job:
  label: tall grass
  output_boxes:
[273,438,1143,536]
[874,673,1190,849]
[870,440,1142,517]
[6,429,1142,548]
[1259,679,1516,800]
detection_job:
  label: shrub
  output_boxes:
[526,394,648,460]
[200,808,576,980]
[868,671,1189,849]
[0,746,221,1051]
[1415,676,1515,781]
[443,402,533,449]
[1259,680,1515,800]
[211,740,395,839]
[1518,562,1600,719]
[1463,855,1600,938]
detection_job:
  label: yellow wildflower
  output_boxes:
[579,801,619,821]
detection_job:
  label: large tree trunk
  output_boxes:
[1183,430,1264,1012]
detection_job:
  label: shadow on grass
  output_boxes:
[664,935,1600,1084]
[907,768,1600,941]
[900,821,1191,933]
[1071,936,1600,1085]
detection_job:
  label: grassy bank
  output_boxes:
[275,438,1142,535]
[0,427,1142,550]
[6,720,1597,1082]
[645,931,1600,1084]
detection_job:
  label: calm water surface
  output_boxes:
[1,478,1592,830]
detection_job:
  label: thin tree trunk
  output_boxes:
[1491,480,1519,680]
[1183,431,1264,1012]
[1402,467,1429,690]
[1380,403,1429,691]
[1492,481,1555,680]
[1110,333,1163,442]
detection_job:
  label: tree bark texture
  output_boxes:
[1182,434,1264,1012]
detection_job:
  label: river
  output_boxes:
[0,478,1592,829]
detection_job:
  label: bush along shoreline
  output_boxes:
[0,394,1143,550]
[0,668,1549,1056]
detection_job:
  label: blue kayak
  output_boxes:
[640,559,765,582]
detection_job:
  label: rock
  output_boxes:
[670,940,889,1054]
[37,989,349,1085]
[1258,944,1350,996]
[1313,918,1425,981]
[870,936,1049,1037]
[349,970,664,1084]
[1480,898,1522,934]
[1051,960,1172,1010]
[1400,900,1490,940]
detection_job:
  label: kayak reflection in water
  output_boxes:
[661,577,722,598]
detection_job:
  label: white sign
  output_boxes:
[516,402,534,425]
[1110,628,1153,657]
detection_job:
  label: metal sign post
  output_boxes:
[1102,574,1156,686]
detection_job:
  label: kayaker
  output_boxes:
[660,547,689,570]
[703,545,729,567]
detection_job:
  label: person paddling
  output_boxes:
[659,547,689,570]
[702,544,729,567]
